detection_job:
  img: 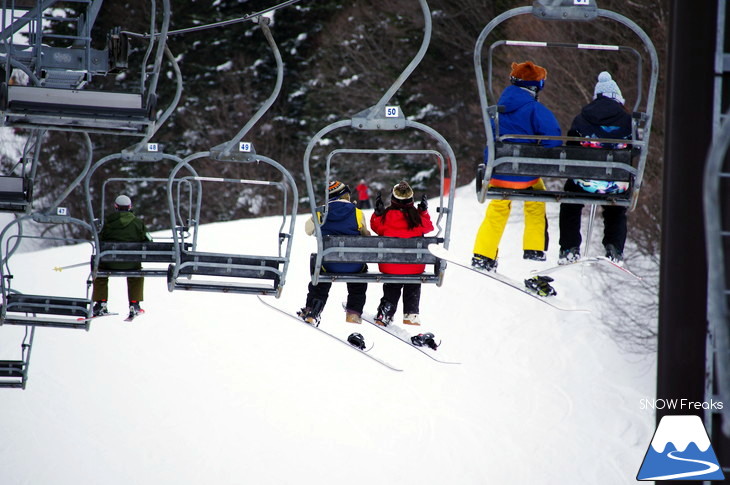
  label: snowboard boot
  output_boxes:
[128,301,144,319]
[471,253,497,272]
[298,299,324,326]
[92,300,109,317]
[558,247,581,265]
[345,311,362,324]
[374,300,394,327]
[411,333,438,350]
[605,244,624,265]
[523,250,546,261]
[524,276,557,297]
[403,313,421,326]
[347,332,366,350]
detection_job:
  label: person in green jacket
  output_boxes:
[92,195,152,318]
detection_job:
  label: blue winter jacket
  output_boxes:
[485,85,562,188]
[320,200,366,273]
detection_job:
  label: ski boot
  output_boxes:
[524,275,557,297]
[523,250,546,261]
[471,253,497,272]
[347,332,366,350]
[411,333,439,350]
[92,301,110,317]
[374,300,394,327]
[558,247,580,265]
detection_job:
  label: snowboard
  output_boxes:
[531,257,643,281]
[427,244,589,312]
[258,296,403,372]
[346,303,460,365]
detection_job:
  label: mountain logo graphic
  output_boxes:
[637,415,725,481]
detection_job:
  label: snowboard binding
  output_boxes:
[524,275,557,297]
[411,332,439,350]
[347,332,366,350]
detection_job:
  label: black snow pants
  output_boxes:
[380,283,421,317]
[558,179,627,253]
[305,281,367,316]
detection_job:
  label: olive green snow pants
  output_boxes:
[92,276,144,303]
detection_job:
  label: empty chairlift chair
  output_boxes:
[0,0,172,136]
[0,212,96,330]
[165,17,297,297]
[0,325,34,389]
[473,0,658,210]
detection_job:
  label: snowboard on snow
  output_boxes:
[427,244,589,313]
[257,296,403,372]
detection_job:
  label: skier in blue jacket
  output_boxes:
[472,61,561,272]
[298,181,371,326]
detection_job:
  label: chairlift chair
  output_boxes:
[0,0,173,136]
[165,16,297,297]
[0,325,34,389]
[474,0,659,210]
[0,211,96,330]
[303,0,456,287]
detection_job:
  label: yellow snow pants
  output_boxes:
[473,179,548,260]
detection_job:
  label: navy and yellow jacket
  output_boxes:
[306,199,370,273]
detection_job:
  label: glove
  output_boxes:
[374,192,385,216]
[417,194,428,211]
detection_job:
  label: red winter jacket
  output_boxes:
[370,208,434,274]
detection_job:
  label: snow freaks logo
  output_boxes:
[636,415,725,481]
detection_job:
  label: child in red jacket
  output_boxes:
[370,181,434,326]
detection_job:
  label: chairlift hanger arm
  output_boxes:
[367,0,431,120]
[217,17,283,157]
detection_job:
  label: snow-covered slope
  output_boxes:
[0,183,656,484]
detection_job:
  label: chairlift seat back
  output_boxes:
[493,141,636,181]
[3,294,90,317]
[176,251,283,283]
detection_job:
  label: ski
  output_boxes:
[123,309,145,322]
[428,244,589,312]
[76,312,120,322]
[258,296,403,372]
[347,303,460,365]
[531,257,643,281]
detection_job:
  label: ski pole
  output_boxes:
[53,261,89,272]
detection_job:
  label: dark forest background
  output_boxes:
[4,0,667,262]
